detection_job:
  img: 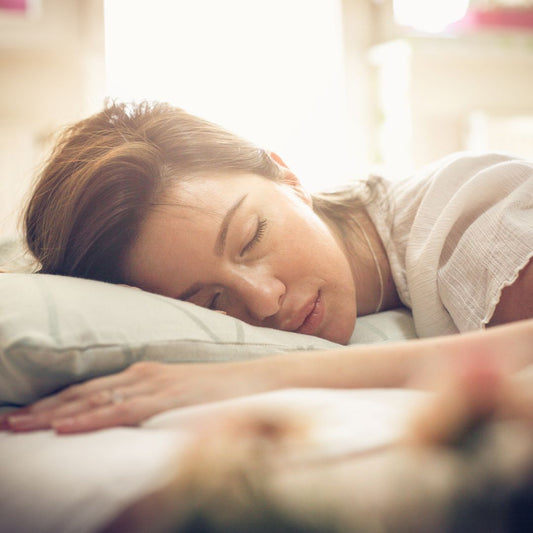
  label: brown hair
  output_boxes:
[24,101,372,283]
[24,101,287,282]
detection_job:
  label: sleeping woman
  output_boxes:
[1,100,532,434]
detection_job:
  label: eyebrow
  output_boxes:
[177,194,247,301]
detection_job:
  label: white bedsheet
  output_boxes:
[0,388,425,533]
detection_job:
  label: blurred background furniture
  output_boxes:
[1,0,533,238]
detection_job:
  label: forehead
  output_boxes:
[123,173,271,292]
[159,172,267,211]
[123,202,218,296]
[147,171,262,230]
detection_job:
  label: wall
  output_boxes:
[0,0,105,239]
[343,0,533,178]
[2,0,533,239]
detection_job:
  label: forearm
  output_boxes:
[4,319,531,435]
[239,318,533,392]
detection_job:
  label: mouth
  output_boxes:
[295,291,323,336]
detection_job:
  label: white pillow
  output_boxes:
[0,273,416,407]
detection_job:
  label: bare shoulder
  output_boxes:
[489,256,533,326]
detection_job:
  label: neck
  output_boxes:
[313,198,401,315]
[351,211,401,315]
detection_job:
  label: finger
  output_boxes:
[5,367,142,428]
[7,391,115,431]
[406,349,504,446]
[498,380,533,423]
[1,404,49,431]
[1,393,83,430]
[51,394,177,434]
[29,371,140,414]
[0,399,61,431]
[0,407,27,423]
[0,367,140,428]
[0,412,16,430]
[6,383,155,432]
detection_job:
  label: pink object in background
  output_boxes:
[0,0,27,13]
[457,8,533,30]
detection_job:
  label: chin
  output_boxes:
[322,315,356,345]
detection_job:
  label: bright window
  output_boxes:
[104,0,353,190]
[393,0,470,33]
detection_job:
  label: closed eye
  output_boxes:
[208,292,220,310]
[240,217,267,256]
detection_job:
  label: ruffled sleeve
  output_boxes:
[368,152,533,337]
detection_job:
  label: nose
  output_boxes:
[229,267,285,322]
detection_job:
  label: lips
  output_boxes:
[295,291,323,336]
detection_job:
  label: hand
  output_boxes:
[0,360,275,434]
[101,348,533,533]
[406,348,533,446]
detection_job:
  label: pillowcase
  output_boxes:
[0,273,416,407]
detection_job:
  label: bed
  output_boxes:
[1,243,532,532]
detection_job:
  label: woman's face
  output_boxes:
[125,172,357,344]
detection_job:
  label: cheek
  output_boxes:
[288,214,335,256]
[323,294,357,344]
[218,293,261,326]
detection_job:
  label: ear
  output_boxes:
[269,152,312,206]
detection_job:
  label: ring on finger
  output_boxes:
[110,390,125,404]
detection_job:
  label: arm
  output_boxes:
[2,318,532,434]
[101,340,533,533]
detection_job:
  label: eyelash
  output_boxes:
[241,217,267,256]
[206,218,267,310]
[208,292,220,310]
